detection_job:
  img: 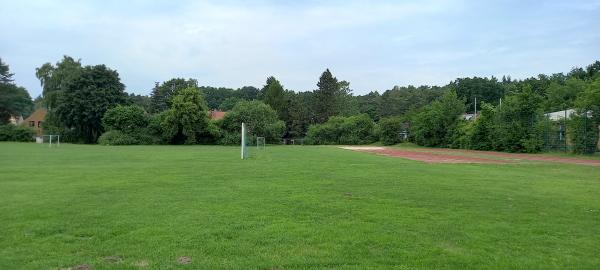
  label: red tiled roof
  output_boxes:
[209,110,226,120]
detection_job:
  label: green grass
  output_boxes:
[1,142,599,269]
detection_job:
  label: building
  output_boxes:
[209,110,226,120]
[544,109,576,121]
[9,115,23,125]
[22,108,47,136]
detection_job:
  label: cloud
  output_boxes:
[1,0,599,97]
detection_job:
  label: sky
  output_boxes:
[1,0,599,97]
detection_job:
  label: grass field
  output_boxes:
[1,142,599,269]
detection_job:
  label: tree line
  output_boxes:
[0,55,599,153]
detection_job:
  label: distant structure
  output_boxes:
[209,110,226,120]
[22,108,47,137]
[462,113,478,121]
[544,109,576,121]
[9,115,23,125]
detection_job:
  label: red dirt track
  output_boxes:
[425,148,600,166]
[342,147,508,164]
[342,146,600,166]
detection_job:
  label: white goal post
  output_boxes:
[241,122,248,159]
[256,137,266,150]
[41,135,61,147]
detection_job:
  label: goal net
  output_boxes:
[256,137,266,150]
[41,135,61,147]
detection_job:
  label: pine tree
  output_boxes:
[313,69,339,123]
[261,76,286,119]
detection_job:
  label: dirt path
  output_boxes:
[341,146,600,166]
[422,148,600,166]
[341,146,508,164]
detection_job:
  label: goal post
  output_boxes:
[241,122,248,159]
[256,137,266,150]
[41,135,60,147]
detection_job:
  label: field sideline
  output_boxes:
[1,143,599,269]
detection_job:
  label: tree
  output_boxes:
[236,86,259,100]
[285,91,314,138]
[378,85,445,118]
[260,76,286,119]
[128,93,151,112]
[379,117,406,145]
[150,78,198,113]
[36,56,82,108]
[200,86,235,109]
[161,88,217,144]
[570,77,600,153]
[410,91,465,147]
[469,102,497,150]
[313,69,340,123]
[450,77,505,113]
[102,105,148,134]
[494,85,544,153]
[51,64,128,143]
[218,97,243,111]
[305,114,378,145]
[0,85,33,124]
[0,59,33,123]
[357,91,381,121]
[543,78,586,112]
[0,58,14,84]
[220,100,285,144]
[335,80,359,116]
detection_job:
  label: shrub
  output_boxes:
[98,130,139,145]
[494,86,544,153]
[379,117,406,145]
[305,114,378,145]
[0,124,34,142]
[568,112,598,154]
[469,103,496,150]
[450,120,473,149]
[102,105,148,134]
[410,91,465,147]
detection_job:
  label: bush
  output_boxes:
[220,100,285,144]
[98,130,139,145]
[379,117,406,145]
[494,86,544,153]
[469,103,496,150]
[450,120,473,149]
[305,114,378,145]
[410,91,465,147]
[569,113,599,154]
[0,124,34,142]
[102,105,148,134]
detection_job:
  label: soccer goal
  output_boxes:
[256,137,266,150]
[41,135,61,147]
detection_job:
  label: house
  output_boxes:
[209,110,226,120]
[22,108,47,136]
[544,109,576,121]
[9,115,23,125]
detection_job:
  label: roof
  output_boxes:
[24,108,47,122]
[209,110,226,120]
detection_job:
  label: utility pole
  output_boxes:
[474,97,477,119]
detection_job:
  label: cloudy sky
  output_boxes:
[1,0,599,97]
